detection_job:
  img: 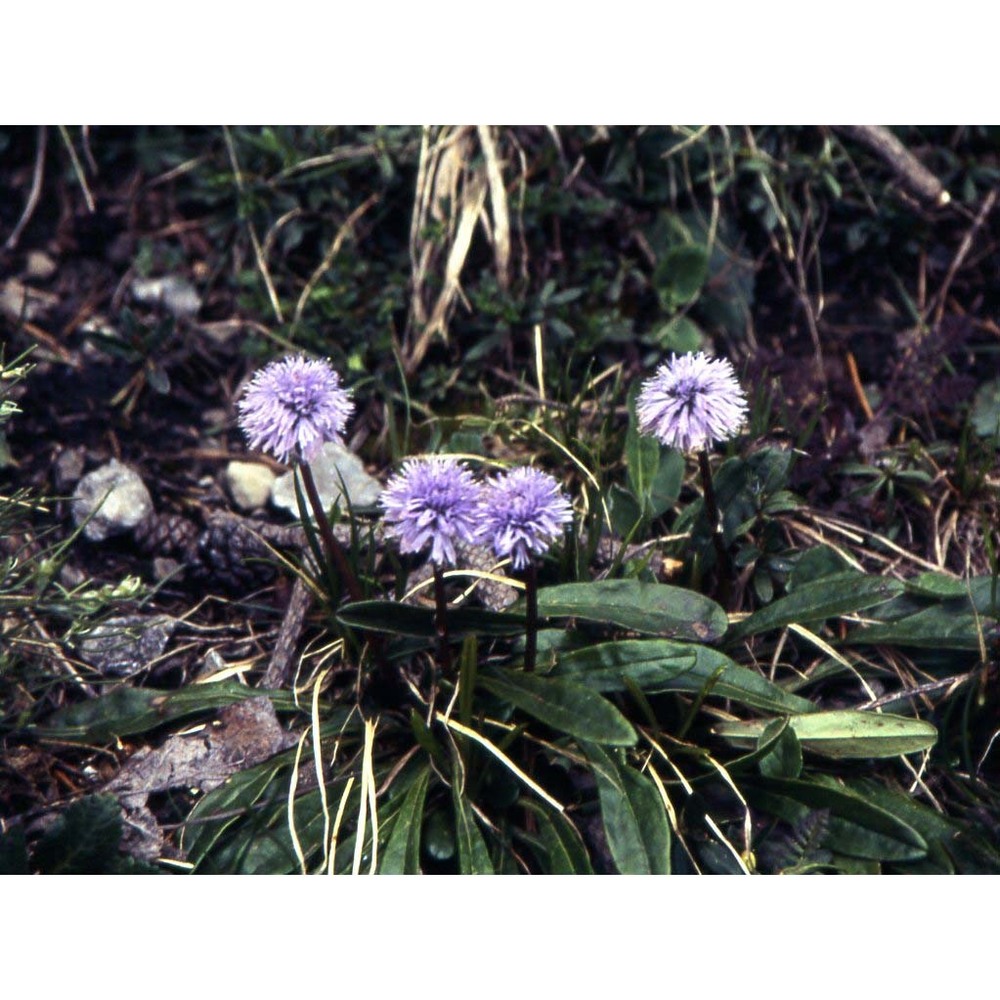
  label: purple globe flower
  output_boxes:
[380,458,482,567]
[478,467,573,571]
[636,352,748,452]
[237,355,354,464]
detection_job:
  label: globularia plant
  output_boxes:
[238,355,361,600]
[380,457,482,674]
[477,466,573,672]
[637,351,748,605]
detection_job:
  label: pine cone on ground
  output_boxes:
[193,512,280,590]
[133,510,200,562]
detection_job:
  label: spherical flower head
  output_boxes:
[380,458,482,567]
[636,351,748,452]
[237,355,354,464]
[478,467,573,571]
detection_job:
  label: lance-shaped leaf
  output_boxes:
[581,743,670,874]
[480,669,636,746]
[534,579,728,641]
[552,639,816,715]
[714,710,937,759]
[380,767,432,874]
[727,572,904,642]
[748,776,928,863]
[452,782,494,874]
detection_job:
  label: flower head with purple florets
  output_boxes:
[478,467,573,571]
[238,355,354,464]
[380,458,483,567]
[636,352,748,452]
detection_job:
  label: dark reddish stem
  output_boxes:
[298,461,363,602]
[524,561,539,673]
[433,564,452,676]
[698,449,732,609]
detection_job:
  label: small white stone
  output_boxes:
[272,441,382,519]
[131,275,202,319]
[224,460,276,512]
[71,460,154,541]
[25,250,57,281]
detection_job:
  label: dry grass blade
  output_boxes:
[57,126,95,214]
[410,173,486,372]
[222,125,284,323]
[4,126,47,251]
[788,622,879,702]
[438,714,565,812]
[311,668,332,871]
[405,125,514,376]
[287,730,310,875]
[477,125,511,290]
[328,777,355,875]
[352,716,379,875]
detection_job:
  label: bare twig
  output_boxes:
[927,186,999,327]
[833,125,950,207]
[259,576,314,690]
[57,125,96,213]
[293,192,380,325]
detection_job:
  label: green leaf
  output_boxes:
[380,768,431,874]
[32,795,125,874]
[522,802,594,874]
[625,391,661,515]
[183,761,287,866]
[480,669,636,746]
[904,572,973,599]
[0,827,30,874]
[535,579,728,641]
[651,315,703,355]
[842,606,996,650]
[34,680,300,743]
[716,710,937,760]
[581,743,670,874]
[757,719,802,778]
[727,572,904,641]
[749,777,928,862]
[608,483,643,539]
[647,448,685,517]
[552,640,816,715]
[654,243,710,309]
[787,546,854,590]
[337,600,525,638]
[452,782,494,874]
[423,809,456,862]
[846,778,1000,874]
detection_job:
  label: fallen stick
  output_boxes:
[834,125,951,207]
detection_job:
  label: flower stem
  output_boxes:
[697,449,732,609]
[524,561,539,673]
[297,461,363,603]
[432,564,452,677]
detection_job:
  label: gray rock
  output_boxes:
[24,250,57,281]
[224,460,276,512]
[76,614,176,677]
[130,275,202,319]
[53,446,86,492]
[272,441,382,518]
[71,459,154,541]
[0,278,57,323]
